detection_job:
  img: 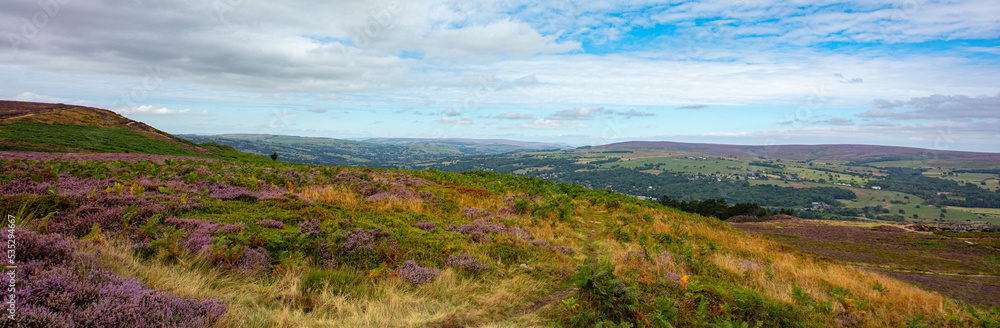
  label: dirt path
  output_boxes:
[852,264,1000,278]
[501,287,580,322]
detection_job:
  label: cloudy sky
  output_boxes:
[2,0,998,151]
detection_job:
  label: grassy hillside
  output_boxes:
[3,153,999,327]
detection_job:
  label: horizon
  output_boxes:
[2,1,998,152]
[181,130,1000,155]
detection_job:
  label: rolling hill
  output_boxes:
[593,141,1000,164]
[179,134,566,168]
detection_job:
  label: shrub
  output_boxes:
[234,247,271,274]
[415,221,435,232]
[571,257,639,326]
[15,229,75,267]
[398,260,440,285]
[4,229,228,328]
[298,219,326,238]
[445,254,489,272]
[256,219,285,229]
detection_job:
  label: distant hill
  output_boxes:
[180,134,567,168]
[595,141,1000,163]
[366,137,567,152]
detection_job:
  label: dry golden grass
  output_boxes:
[299,185,361,207]
[87,237,562,328]
[640,214,950,324]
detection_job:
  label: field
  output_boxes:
[731,218,1000,308]
[923,170,1000,192]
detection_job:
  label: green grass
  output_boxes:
[923,171,1000,191]
[598,155,768,175]
[0,144,59,152]
[0,122,198,156]
[783,166,873,185]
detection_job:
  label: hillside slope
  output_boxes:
[0,100,212,155]
[2,101,999,327]
[0,101,274,163]
[597,141,1000,163]
[4,155,998,327]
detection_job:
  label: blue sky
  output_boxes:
[1,0,999,151]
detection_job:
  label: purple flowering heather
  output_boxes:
[256,219,285,229]
[397,260,440,285]
[4,229,229,328]
[498,195,518,215]
[234,247,271,274]
[415,221,435,232]
[15,229,75,266]
[468,231,492,244]
[340,228,376,253]
[0,177,51,195]
[220,222,245,234]
[531,239,553,250]
[206,182,255,200]
[556,246,574,255]
[163,217,220,254]
[298,219,326,238]
[445,254,489,272]
[461,207,498,220]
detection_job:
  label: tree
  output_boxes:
[270,152,279,161]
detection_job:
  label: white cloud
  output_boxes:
[308,107,328,113]
[441,109,463,116]
[13,92,71,104]
[491,111,534,120]
[436,117,473,125]
[423,19,580,58]
[510,119,579,130]
[547,106,612,120]
[123,105,207,115]
[818,117,854,126]
[616,109,654,118]
[865,92,1000,120]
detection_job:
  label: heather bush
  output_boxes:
[415,221,435,232]
[206,182,255,201]
[445,254,489,273]
[398,260,440,285]
[468,231,493,244]
[339,228,388,254]
[298,219,326,238]
[234,247,271,274]
[15,228,75,266]
[257,219,284,229]
[4,229,229,328]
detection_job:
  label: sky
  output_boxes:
[1,0,999,152]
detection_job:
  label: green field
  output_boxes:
[603,156,769,175]
[923,170,1000,191]
[783,166,873,185]
[868,159,1000,170]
